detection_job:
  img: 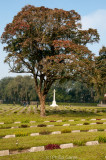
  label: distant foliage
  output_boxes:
[0,76,97,104]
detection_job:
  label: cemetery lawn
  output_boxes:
[0,144,106,160]
[0,104,106,159]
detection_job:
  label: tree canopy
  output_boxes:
[1,5,99,116]
[92,46,106,101]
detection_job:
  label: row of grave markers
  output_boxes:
[0,118,106,124]
[2,128,106,139]
[0,121,105,130]
[0,140,100,156]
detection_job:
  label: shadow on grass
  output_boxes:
[45,109,100,117]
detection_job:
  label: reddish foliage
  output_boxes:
[45,144,60,150]
[1,5,100,116]
[96,122,103,124]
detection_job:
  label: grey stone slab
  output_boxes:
[30,133,39,136]
[47,125,54,127]
[30,125,37,128]
[81,119,85,121]
[60,143,73,149]
[63,124,70,126]
[18,107,26,114]
[88,129,97,132]
[76,124,83,126]
[14,121,21,124]
[56,120,62,122]
[90,119,96,121]
[86,141,99,146]
[33,107,37,114]
[0,150,9,156]
[44,121,49,122]
[69,120,74,122]
[4,135,15,138]
[51,131,61,135]
[101,118,106,120]
[90,123,96,125]
[72,130,80,133]
[30,121,36,123]
[26,107,31,113]
[0,122,4,124]
[11,107,21,113]
[29,146,44,152]
[11,126,18,129]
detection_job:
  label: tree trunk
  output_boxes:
[39,95,46,117]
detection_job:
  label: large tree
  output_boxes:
[1,5,99,116]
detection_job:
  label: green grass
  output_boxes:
[0,104,106,160]
[0,144,106,160]
[0,132,106,150]
[0,123,106,137]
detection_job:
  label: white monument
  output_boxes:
[50,89,58,107]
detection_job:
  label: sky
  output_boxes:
[0,0,106,79]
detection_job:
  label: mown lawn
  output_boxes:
[0,144,106,160]
[0,104,106,160]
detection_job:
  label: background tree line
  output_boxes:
[0,75,96,104]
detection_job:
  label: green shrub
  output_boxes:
[14,111,17,114]
[21,120,30,123]
[61,129,71,133]
[62,120,67,122]
[19,124,29,128]
[83,122,89,125]
[50,120,56,122]
[37,124,47,127]
[80,130,88,132]
[15,132,29,137]
[22,111,26,114]
[30,111,34,114]
[98,129,104,131]
[98,136,106,143]
[39,130,51,135]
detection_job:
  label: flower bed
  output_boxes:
[45,144,60,150]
